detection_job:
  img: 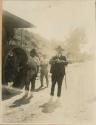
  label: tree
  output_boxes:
[65,28,88,62]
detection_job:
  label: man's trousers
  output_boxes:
[50,74,64,97]
[25,69,36,91]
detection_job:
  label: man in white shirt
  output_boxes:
[40,55,49,88]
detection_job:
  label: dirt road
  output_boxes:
[2,60,96,125]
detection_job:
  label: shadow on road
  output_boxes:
[39,98,61,113]
[9,95,33,108]
[2,86,22,100]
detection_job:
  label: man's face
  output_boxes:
[57,51,62,57]
[30,53,33,57]
[30,52,35,57]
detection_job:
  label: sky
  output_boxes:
[3,0,96,53]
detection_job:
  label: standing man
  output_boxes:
[28,49,40,91]
[40,54,49,88]
[49,46,68,98]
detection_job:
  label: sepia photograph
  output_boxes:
[1,0,96,124]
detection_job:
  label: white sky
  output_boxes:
[3,0,96,53]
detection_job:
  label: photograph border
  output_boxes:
[0,0,96,125]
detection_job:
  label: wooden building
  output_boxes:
[2,10,34,83]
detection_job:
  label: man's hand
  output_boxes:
[56,59,68,63]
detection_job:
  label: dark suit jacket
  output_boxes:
[50,55,68,76]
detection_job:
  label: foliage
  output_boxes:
[12,28,93,63]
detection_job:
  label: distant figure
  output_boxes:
[49,46,68,98]
[27,49,40,91]
[40,54,49,88]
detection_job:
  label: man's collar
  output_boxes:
[57,54,63,57]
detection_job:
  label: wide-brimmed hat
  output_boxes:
[55,45,64,52]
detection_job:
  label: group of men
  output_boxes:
[4,44,68,100]
[25,49,49,93]
[26,46,68,98]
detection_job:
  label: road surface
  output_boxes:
[1,60,96,125]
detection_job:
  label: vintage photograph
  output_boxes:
[1,0,96,124]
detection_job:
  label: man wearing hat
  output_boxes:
[27,48,40,91]
[49,46,68,98]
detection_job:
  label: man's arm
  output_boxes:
[49,56,57,64]
[59,56,68,65]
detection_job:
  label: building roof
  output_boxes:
[3,10,34,29]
